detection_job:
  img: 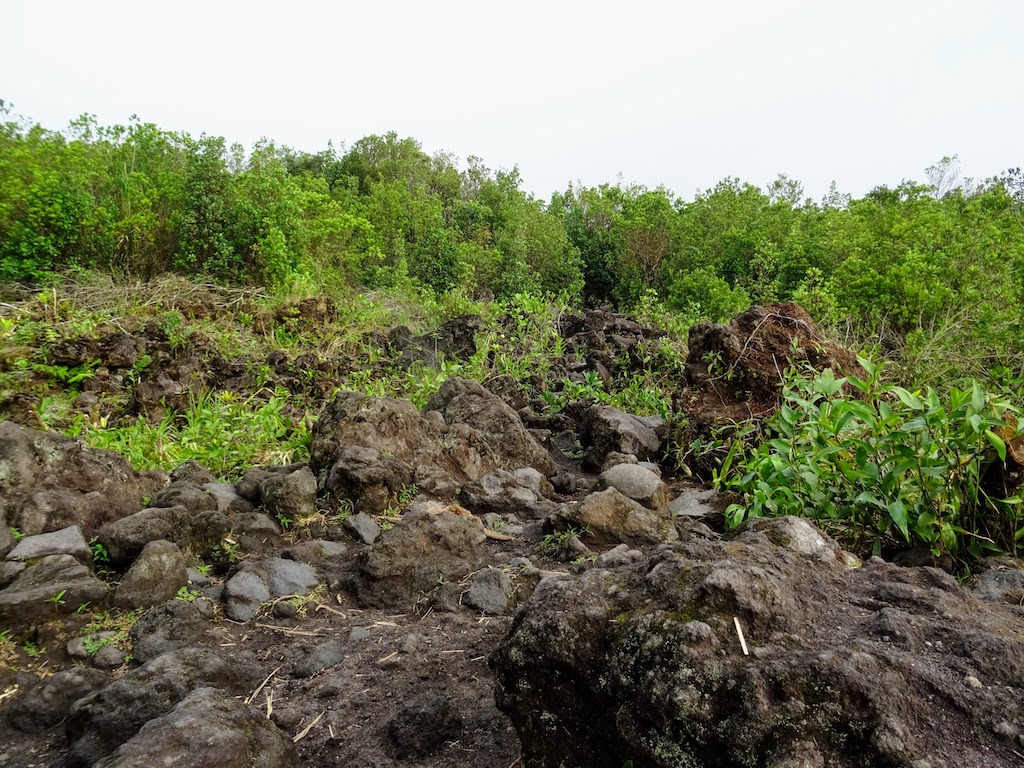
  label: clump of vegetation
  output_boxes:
[3,103,1024,573]
[716,358,1024,564]
[67,388,310,480]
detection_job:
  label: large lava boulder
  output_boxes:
[425,377,554,475]
[65,647,261,767]
[93,687,297,768]
[0,421,165,538]
[491,516,1024,768]
[309,390,500,487]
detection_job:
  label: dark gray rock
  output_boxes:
[464,568,512,615]
[0,420,164,538]
[169,459,217,486]
[350,508,486,608]
[260,466,317,523]
[11,488,103,538]
[324,445,414,514]
[186,565,211,587]
[973,565,1024,604]
[0,560,25,588]
[96,505,191,565]
[114,539,188,609]
[319,540,348,557]
[0,554,108,622]
[189,509,232,558]
[580,405,664,470]
[425,377,554,475]
[129,598,210,664]
[595,463,669,512]
[291,639,345,678]
[0,511,10,555]
[236,468,274,503]
[5,524,90,563]
[231,512,281,553]
[66,648,261,767]
[343,511,382,544]
[92,686,298,768]
[7,666,108,733]
[150,480,217,514]
[92,643,129,669]
[202,482,255,516]
[387,691,462,759]
[256,558,320,597]
[491,516,1024,768]
[562,487,678,548]
[281,539,333,563]
[223,569,270,621]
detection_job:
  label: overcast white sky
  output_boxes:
[1,0,1021,202]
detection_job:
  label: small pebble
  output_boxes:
[994,720,1019,739]
[965,675,983,689]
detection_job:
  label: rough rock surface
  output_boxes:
[0,554,108,622]
[425,377,554,475]
[96,505,192,565]
[93,687,298,768]
[128,599,211,663]
[309,391,501,492]
[7,667,108,733]
[580,405,665,469]
[0,420,164,537]
[65,647,261,767]
[5,524,91,563]
[387,691,462,759]
[464,567,513,615]
[562,487,678,548]
[260,466,317,523]
[223,569,271,622]
[459,468,558,519]
[491,516,1024,768]
[113,539,188,609]
[323,444,414,514]
[349,507,487,608]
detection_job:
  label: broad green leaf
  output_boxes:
[887,499,910,541]
[892,387,923,410]
[985,430,1007,463]
[854,491,887,510]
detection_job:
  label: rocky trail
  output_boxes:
[1,300,1024,767]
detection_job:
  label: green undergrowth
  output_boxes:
[67,388,311,479]
[0,276,688,479]
[715,357,1024,567]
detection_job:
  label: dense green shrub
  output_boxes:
[716,359,1024,562]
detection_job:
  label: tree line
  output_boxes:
[2,102,1023,386]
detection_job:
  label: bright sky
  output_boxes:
[1,0,1021,202]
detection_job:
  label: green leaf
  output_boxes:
[887,499,910,541]
[985,430,1007,463]
[854,491,887,510]
[892,387,923,410]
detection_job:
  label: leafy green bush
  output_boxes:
[716,357,1024,561]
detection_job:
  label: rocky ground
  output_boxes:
[2,297,1024,767]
